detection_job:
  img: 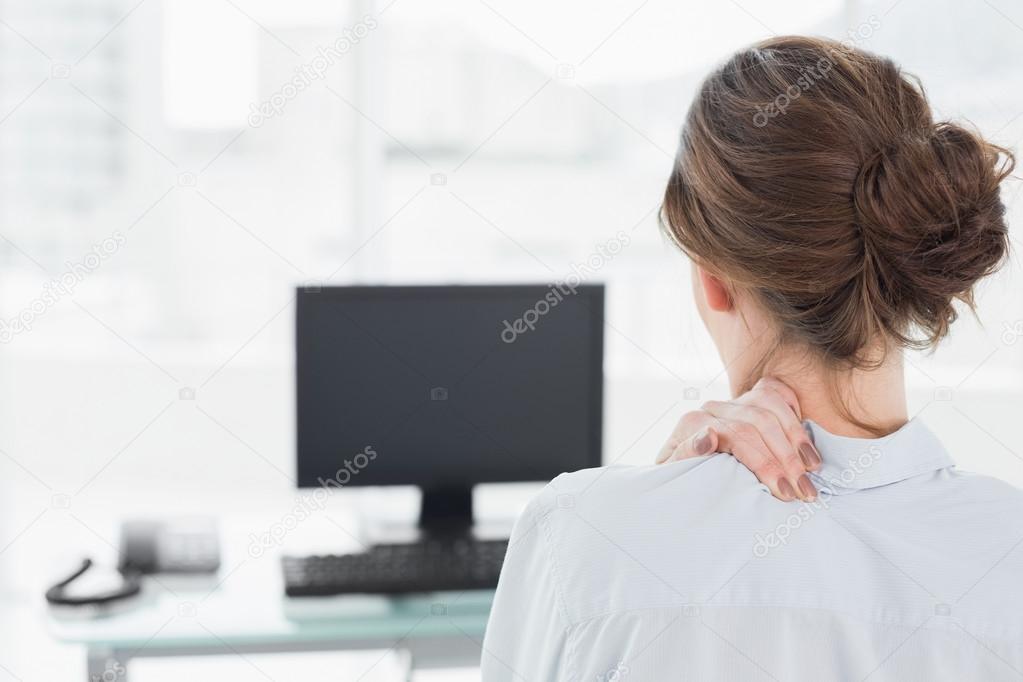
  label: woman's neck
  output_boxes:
[757,351,909,438]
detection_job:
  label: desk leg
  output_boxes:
[397,649,413,682]
[86,647,129,682]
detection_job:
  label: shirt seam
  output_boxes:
[534,501,578,681]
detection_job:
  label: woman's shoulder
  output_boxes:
[502,455,776,624]
[533,453,762,518]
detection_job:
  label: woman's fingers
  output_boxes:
[666,426,719,462]
[710,420,802,501]
[653,376,821,502]
[700,401,808,495]
[750,377,801,420]
[658,409,812,502]
[741,379,821,471]
[656,412,718,463]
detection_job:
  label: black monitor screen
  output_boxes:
[296,285,603,489]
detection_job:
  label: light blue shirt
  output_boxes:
[482,418,1023,681]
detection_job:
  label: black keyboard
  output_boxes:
[282,537,509,597]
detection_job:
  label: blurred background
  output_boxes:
[1,0,1021,679]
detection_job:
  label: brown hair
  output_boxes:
[661,36,1014,399]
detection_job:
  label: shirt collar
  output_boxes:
[803,417,955,493]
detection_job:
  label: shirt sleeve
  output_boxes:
[481,487,572,681]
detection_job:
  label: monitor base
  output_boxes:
[357,487,514,546]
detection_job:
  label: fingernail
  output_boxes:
[694,430,713,455]
[777,478,796,501]
[797,474,817,500]
[799,442,822,470]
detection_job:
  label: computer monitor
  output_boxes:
[296,284,604,533]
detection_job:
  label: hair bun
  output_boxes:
[851,122,1014,348]
[662,36,1015,370]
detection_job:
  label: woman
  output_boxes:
[482,36,1021,680]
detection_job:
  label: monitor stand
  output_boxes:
[359,486,513,546]
[418,487,474,538]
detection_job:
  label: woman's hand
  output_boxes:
[655,377,822,502]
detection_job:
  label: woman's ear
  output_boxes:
[697,266,734,312]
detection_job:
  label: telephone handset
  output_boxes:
[46,518,220,608]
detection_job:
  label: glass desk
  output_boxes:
[48,571,494,680]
